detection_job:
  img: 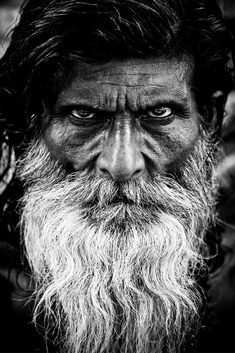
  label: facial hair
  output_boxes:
[19,134,217,353]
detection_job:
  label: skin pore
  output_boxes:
[44,56,200,181]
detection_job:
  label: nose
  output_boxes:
[96,121,146,181]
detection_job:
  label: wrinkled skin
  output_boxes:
[0,56,203,352]
[44,57,200,180]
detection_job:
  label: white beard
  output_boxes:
[19,135,217,353]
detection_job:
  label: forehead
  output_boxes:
[55,56,194,111]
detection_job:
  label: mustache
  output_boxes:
[80,176,161,207]
[28,170,202,215]
[21,169,208,237]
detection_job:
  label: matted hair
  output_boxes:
[0,0,233,143]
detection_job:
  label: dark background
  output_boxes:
[0,1,235,352]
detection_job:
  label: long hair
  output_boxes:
[0,0,232,244]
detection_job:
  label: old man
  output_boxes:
[0,0,233,352]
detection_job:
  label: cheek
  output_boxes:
[43,121,104,170]
[142,117,200,173]
[43,124,71,166]
[168,123,199,168]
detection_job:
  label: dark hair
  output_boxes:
[0,0,232,245]
[0,0,233,144]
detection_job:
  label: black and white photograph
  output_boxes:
[0,0,235,352]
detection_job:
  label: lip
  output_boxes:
[109,196,134,205]
[109,198,125,204]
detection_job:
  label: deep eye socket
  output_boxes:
[70,108,96,119]
[148,106,173,119]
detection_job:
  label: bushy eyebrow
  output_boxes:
[54,83,191,114]
[135,85,189,103]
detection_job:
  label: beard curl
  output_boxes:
[19,136,217,353]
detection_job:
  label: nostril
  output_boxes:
[133,168,143,176]
[99,167,110,176]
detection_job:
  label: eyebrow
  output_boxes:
[136,85,189,103]
[55,84,190,113]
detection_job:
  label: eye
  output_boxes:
[70,108,96,119]
[148,106,172,118]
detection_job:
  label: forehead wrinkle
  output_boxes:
[81,72,175,80]
[57,84,189,109]
[62,55,193,86]
[69,63,193,87]
[72,55,192,76]
[55,58,193,113]
[101,85,190,112]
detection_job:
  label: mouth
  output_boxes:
[83,196,132,209]
[109,195,135,205]
[83,187,139,209]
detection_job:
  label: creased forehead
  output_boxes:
[53,56,194,107]
[62,56,192,83]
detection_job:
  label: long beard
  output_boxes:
[19,135,217,353]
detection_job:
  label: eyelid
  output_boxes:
[149,106,172,117]
[55,105,98,120]
[140,104,172,117]
[58,104,95,113]
[142,101,190,116]
[71,107,96,119]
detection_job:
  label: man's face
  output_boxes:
[44,57,199,180]
[20,56,216,353]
